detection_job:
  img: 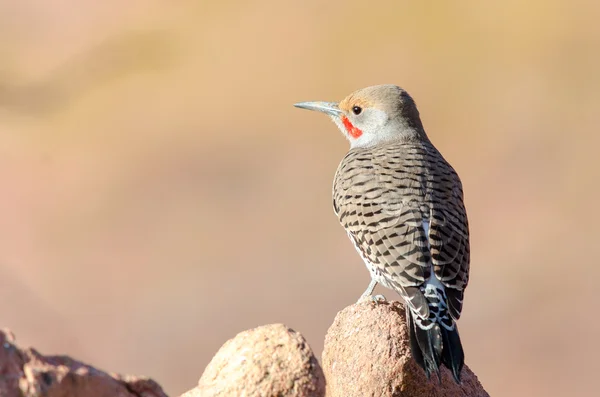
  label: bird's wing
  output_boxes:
[429,174,470,321]
[335,164,431,319]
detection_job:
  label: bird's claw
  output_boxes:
[371,294,387,303]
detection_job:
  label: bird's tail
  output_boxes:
[440,320,464,383]
[405,300,464,383]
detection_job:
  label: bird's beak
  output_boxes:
[293,101,342,117]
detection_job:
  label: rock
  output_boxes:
[0,328,167,397]
[189,323,325,397]
[322,301,489,397]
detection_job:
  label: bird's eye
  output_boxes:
[352,106,362,115]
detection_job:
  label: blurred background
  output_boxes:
[1,0,599,395]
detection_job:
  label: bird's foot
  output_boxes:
[371,294,387,303]
[357,294,387,304]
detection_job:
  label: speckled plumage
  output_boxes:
[333,140,470,330]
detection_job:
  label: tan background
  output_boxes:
[1,1,598,395]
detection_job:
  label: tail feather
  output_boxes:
[440,325,464,384]
[406,308,428,377]
[406,308,442,382]
[406,307,464,384]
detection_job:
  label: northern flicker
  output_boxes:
[294,85,470,383]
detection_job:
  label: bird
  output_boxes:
[294,85,470,384]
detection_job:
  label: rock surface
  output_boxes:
[3,304,489,397]
[322,300,489,397]
[0,328,166,397]
[185,323,325,397]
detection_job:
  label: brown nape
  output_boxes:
[398,90,425,133]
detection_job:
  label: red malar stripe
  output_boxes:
[341,116,363,138]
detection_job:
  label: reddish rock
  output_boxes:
[322,301,489,397]
[186,323,325,397]
[0,328,166,397]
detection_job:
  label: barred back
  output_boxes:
[332,140,470,323]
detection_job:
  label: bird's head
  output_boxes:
[294,84,427,148]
